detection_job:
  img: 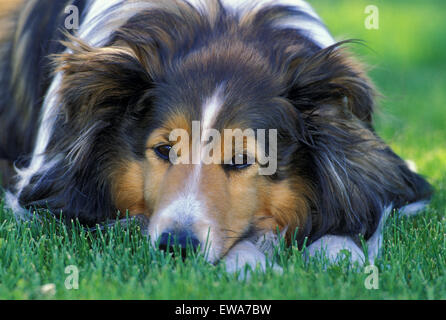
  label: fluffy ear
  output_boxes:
[303,106,432,242]
[283,43,431,241]
[287,42,376,124]
[17,39,156,225]
[54,37,153,125]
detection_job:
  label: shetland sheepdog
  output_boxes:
[0,0,431,272]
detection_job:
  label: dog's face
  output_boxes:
[108,45,312,261]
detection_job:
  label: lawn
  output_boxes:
[0,0,445,299]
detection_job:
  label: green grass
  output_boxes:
[0,0,445,299]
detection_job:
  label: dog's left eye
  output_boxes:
[224,153,253,170]
[154,145,172,161]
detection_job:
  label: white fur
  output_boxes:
[406,159,418,173]
[148,193,204,240]
[201,88,225,135]
[306,235,366,264]
[224,240,269,273]
[14,74,62,195]
[224,240,283,277]
[186,0,335,48]
[80,0,157,47]
[399,200,429,217]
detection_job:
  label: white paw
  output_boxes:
[223,240,282,278]
[306,235,366,265]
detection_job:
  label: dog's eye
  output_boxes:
[154,145,172,161]
[224,153,253,170]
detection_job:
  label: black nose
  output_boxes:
[158,229,200,259]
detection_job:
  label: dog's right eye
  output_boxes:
[154,145,172,161]
[223,153,253,171]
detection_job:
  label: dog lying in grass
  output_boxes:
[0,0,432,273]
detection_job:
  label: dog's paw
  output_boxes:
[223,240,282,279]
[305,235,366,265]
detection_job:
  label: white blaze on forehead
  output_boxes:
[193,88,225,165]
[201,88,225,135]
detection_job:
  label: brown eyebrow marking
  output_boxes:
[146,112,192,148]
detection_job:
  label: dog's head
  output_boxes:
[17,1,427,262]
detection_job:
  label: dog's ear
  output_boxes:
[19,38,158,225]
[284,44,432,241]
[303,106,431,241]
[287,42,376,124]
[54,37,154,125]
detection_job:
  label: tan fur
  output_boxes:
[0,0,22,40]
[0,0,23,16]
[259,178,313,242]
[112,161,146,216]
